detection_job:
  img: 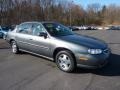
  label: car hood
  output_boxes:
[56,34,107,49]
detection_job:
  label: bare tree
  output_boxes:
[0,0,120,26]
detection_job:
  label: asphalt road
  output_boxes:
[0,30,120,90]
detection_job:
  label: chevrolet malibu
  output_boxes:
[6,22,110,72]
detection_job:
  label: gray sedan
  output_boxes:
[6,22,110,72]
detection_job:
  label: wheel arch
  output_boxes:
[53,47,76,63]
[9,39,15,44]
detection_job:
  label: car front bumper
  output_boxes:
[75,50,110,69]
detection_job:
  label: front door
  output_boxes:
[28,23,51,57]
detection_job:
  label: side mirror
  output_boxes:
[39,32,48,39]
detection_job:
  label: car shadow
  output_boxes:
[74,53,120,76]
[15,51,120,76]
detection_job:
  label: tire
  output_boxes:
[11,40,19,54]
[55,50,76,73]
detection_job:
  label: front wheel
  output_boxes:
[11,41,19,54]
[55,50,76,73]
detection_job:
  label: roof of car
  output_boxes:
[21,21,57,24]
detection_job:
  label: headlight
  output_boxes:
[88,49,102,54]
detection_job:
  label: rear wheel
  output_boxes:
[11,41,19,54]
[55,50,76,72]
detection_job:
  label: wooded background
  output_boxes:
[0,0,120,26]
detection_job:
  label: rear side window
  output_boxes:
[18,23,32,35]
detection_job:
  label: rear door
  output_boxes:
[16,23,33,51]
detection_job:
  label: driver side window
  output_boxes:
[32,24,45,36]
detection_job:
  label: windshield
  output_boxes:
[43,23,74,36]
